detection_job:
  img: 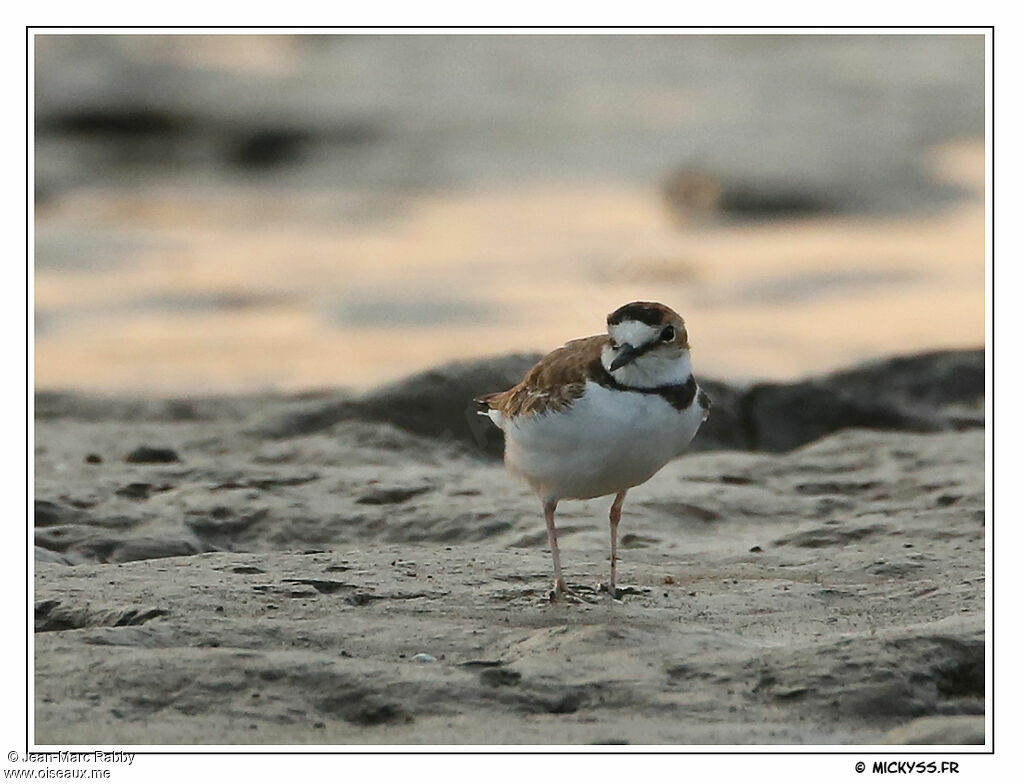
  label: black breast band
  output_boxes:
[588,359,698,411]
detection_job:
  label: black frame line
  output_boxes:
[24,24,995,757]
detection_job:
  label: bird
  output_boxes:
[475,301,710,601]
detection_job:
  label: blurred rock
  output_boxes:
[740,349,984,452]
[741,381,945,453]
[245,349,983,456]
[247,396,355,440]
[822,350,985,411]
[690,379,746,452]
[252,353,541,458]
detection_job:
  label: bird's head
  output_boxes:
[601,301,691,387]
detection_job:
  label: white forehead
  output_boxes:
[608,320,660,347]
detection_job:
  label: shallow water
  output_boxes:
[33,34,986,393]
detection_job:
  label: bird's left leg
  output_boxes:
[601,490,627,598]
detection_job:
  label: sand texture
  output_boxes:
[33,351,985,745]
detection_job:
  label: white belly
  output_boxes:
[502,381,705,501]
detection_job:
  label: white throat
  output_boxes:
[601,344,693,389]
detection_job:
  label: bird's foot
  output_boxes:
[547,582,600,605]
[597,582,623,600]
[598,583,651,600]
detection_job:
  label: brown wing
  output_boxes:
[475,335,608,419]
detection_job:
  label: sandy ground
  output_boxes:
[33,357,985,745]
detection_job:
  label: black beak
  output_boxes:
[609,343,643,371]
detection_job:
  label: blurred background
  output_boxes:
[33,33,986,394]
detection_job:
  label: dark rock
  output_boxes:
[823,349,984,411]
[702,349,983,453]
[352,348,981,456]
[354,353,541,453]
[252,353,541,458]
[48,348,985,462]
[85,453,103,464]
[742,381,944,453]
[690,379,746,452]
[124,446,180,464]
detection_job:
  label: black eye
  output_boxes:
[660,326,675,342]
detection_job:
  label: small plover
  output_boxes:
[476,301,710,600]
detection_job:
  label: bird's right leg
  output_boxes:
[543,499,568,598]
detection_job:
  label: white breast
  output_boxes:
[502,381,706,502]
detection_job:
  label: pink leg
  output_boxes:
[607,490,627,593]
[543,499,567,597]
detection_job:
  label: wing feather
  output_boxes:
[474,335,607,421]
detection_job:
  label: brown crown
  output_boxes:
[606,301,682,327]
